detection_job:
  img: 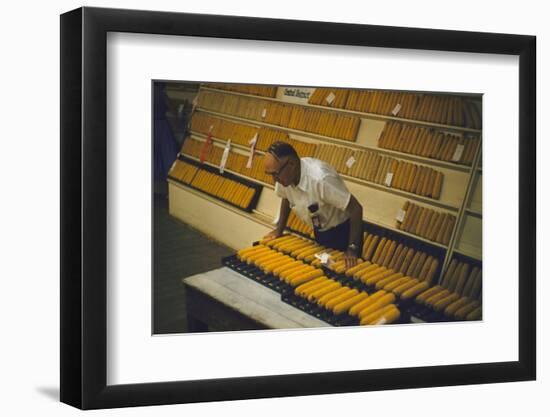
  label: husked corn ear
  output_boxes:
[252,251,283,266]
[273,260,303,276]
[346,261,372,277]
[247,249,278,264]
[374,272,404,290]
[293,245,322,259]
[454,300,481,320]
[425,289,451,307]
[392,278,420,295]
[272,235,302,250]
[257,253,288,269]
[360,304,396,325]
[237,245,263,259]
[333,292,370,315]
[349,291,385,316]
[365,305,401,325]
[364,269,396,286]
[307,281,342,302]
[444,297,470,317]
[281,265,313,283]
[262,257,294,274]
[383,277,414,292]
[416,286,444,304]
[241,246,271,262]
[400,281,429,300]
[317,287,350,307]
[358,293,397,320]
[325,289,359,310]
[294,277,328,295]
[278,239,308,253]
[289,269,324,286]
[432,293,460,312]
[353,264,379,280]
[297,279,335,298]
[262,234,294,247]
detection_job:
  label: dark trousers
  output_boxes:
[314,219,351,251]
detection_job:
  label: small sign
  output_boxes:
[384,172,394,187]
[396,208,406,223]
[261,108,267,118]
[452,144,465,162]
[325,92,336,104]
[219,139,231,174]
[246,133,258,169]
[315,252,332,266]
[346,156,356,168]
[391,103,402,116]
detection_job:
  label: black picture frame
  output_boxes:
[60,6,536,410]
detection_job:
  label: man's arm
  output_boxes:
[264,198,291,241]
[276,198,291,236]
[345,194,363,267]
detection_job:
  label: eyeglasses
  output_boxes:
[266,158,290,180]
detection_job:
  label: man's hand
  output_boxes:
[344,249,359,270]
[262,229,282,243]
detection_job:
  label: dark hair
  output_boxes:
[267,141,299,161]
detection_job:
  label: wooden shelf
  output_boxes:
[168,179,273,227]
[180,152,275,190]
[201,86,482,135]
[339,172,460,212]
[196,108,473,173]
[183,135,461,212]
[189,131,263,155]
[170,177,448,250]
[364,218,448,249]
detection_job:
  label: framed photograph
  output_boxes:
[60,6,536,409]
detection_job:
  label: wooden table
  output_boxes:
[183,267,330,332]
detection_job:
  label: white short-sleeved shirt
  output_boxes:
[275,157,351,231]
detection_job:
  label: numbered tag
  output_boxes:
[391,103,402,116]
[346,156,356,168]
[219,139,231,174]
[396,208,406,223]
[451,144,465,162]
[315,252,332,266]
[325,92,336,104]
[384,172,394,187]
[246,133,258,169]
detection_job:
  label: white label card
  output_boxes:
[261,108,267,118]
[396,208,406,223]
[325,92,336,104]
[219,139,231,174]
[246,133,258,169]
[346,156,356,168]
[314,252,332,266]
[384,172,394,187]
[452,144,465,162]
[391,103,402,116]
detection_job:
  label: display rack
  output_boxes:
[168,84,483,285]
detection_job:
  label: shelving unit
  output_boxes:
[168,83,482,285]
[201,86,482,135]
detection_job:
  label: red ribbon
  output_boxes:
[199,126,214,163]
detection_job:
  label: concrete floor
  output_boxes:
[153,193,234,334]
